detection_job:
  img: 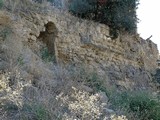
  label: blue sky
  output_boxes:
[137,0,160,52]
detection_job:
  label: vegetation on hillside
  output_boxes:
[23,0,139,38]
[0,66,160,120]
[1,0,139,38]
[0,0,3,9]
[69,0,139,38]
[0,1,160,120]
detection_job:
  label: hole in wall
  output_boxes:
[37,22,58,63]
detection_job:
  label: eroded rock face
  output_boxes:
[0,9,159,89]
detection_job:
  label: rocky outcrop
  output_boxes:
[0,9,159,89]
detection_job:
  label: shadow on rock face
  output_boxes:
[37,21,58,63]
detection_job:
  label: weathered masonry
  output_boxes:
[2,10,158,89]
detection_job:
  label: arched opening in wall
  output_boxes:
[37,22,58,63]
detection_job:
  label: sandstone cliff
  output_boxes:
[0,9,159,89]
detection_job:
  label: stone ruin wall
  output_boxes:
[1,10,158,89]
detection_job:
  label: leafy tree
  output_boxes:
[69,0,96,18]
[69,0,139,38]
[35,0,139,38]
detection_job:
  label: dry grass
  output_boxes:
[0,69,32,120]
[0,65,129,120]
[56,87,105,119]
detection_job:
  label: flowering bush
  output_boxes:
[56,87,106,119]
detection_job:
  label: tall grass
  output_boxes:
[0,65,159,120]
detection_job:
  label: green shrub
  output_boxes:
[41,47,55,62]
[68,66,115,96]
[0,27,12,40]
[2,102,19,111]
[109,91,160,120]
[69,0,139,38]
[103,0,139,34]
[0,0,3,9]
[17,54,24,66]
[69,0,95,18]
[21,103,50,120]
[154,69,160,84]
[79,70,160,120]
[63,66,160,120]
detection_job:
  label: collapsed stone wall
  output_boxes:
[0,10,158,89]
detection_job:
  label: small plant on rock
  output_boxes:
[0,27,12,40]
[41,47,55,62]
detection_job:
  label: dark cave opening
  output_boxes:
[37,22,58,63]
